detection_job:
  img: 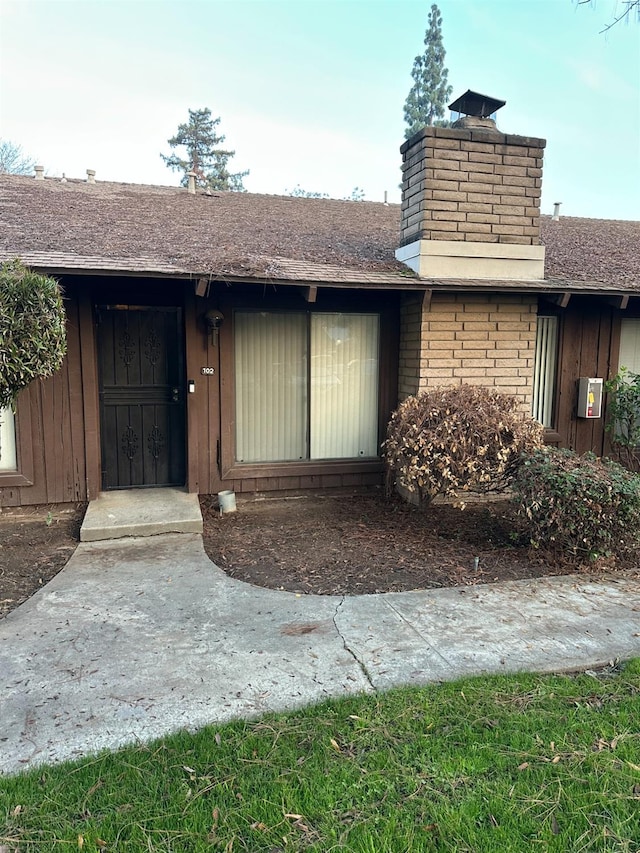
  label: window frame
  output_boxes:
[532,310,562,441]
[219,293,398,481]
[619,317,640,374]
[0,392,35,488]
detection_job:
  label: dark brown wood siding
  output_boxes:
[551,297,622,456]
[0,280,87,507]
[1,275,398,507]
[185,288,222,495]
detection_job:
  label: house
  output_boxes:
[1,105,639,508]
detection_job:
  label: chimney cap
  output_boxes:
[449,90,506,118]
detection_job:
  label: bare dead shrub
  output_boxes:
[383,385,543,506]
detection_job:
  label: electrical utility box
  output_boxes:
[577,378,603,419]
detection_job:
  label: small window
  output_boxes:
[532,315,559,428]
[0,406,17,471]
[619,318,640,373]
[235,311,380,463]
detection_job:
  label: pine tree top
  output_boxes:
[403,3,453,139]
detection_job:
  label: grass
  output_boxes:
[2,662,639,852]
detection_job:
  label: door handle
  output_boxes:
[171,387,179,402]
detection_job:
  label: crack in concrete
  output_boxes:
[333,597,375,690]
[385,601,451,667]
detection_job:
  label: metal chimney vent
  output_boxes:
[449,90,506,119]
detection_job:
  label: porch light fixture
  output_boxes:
[204,309,224,346]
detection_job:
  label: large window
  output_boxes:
[619,318,640,373]
[0,406,17,471]
[531,315,559,428]
[235,311,380,463]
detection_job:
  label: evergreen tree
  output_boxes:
[403,4,453,139]
[161,108,248,192]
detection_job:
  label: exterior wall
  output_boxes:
[552,297,622,456]
[1,275,401,507]
[399,126,545,248]
[398,293,427,399]
[0,282,88,507]
[398,292,538,413]
[3,273,632,509]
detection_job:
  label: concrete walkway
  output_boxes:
[1,532,639,775]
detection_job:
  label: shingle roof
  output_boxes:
[1,174,638,292]
[541,216,640,289]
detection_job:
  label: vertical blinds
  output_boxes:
[532,315,558,428]
[235,311,380,463]
[310,313,379,459]
[235,312,307,462]
[619,319,640,373]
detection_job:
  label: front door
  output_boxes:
[97,305,186,489]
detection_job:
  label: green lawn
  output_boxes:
[2,662,639,852]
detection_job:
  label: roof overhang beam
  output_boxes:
[542,292,572,308]
[606,294,629,310]
[195,277,211,297]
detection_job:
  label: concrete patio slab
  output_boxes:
[80,488,203,541]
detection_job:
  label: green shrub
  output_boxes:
[0,260,67,409]
[512,447,640,560]
[383,385,543,506]
[605,367,640,473]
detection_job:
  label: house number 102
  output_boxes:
[201,367,215,375]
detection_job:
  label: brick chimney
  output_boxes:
[396,91,546,280]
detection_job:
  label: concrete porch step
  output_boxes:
[80,488,203,542]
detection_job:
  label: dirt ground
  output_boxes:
[1,491,633,619]
[0,503,85,618]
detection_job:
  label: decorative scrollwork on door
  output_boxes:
[144,328,161,366]
[121,426,138,460]
[147,425,165,459]
[119,331,136,366]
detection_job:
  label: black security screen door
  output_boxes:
[97,306,186,489]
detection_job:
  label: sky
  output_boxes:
[1,0,639,220]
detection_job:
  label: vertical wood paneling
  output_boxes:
[78,290,101,500]
[185,290,204,494]
[1,283,86,506]
[553,299,618,457]
[64,294,87,500]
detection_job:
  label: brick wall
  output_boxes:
[398,292,538,412]
[400,125,545,248]
[398,293,426,398]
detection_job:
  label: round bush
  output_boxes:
[513,447,640,560]
[383,385,543,506]
[0,260,67,409]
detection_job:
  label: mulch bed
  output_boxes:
[1,491,632,618]
[200,491,599,596]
